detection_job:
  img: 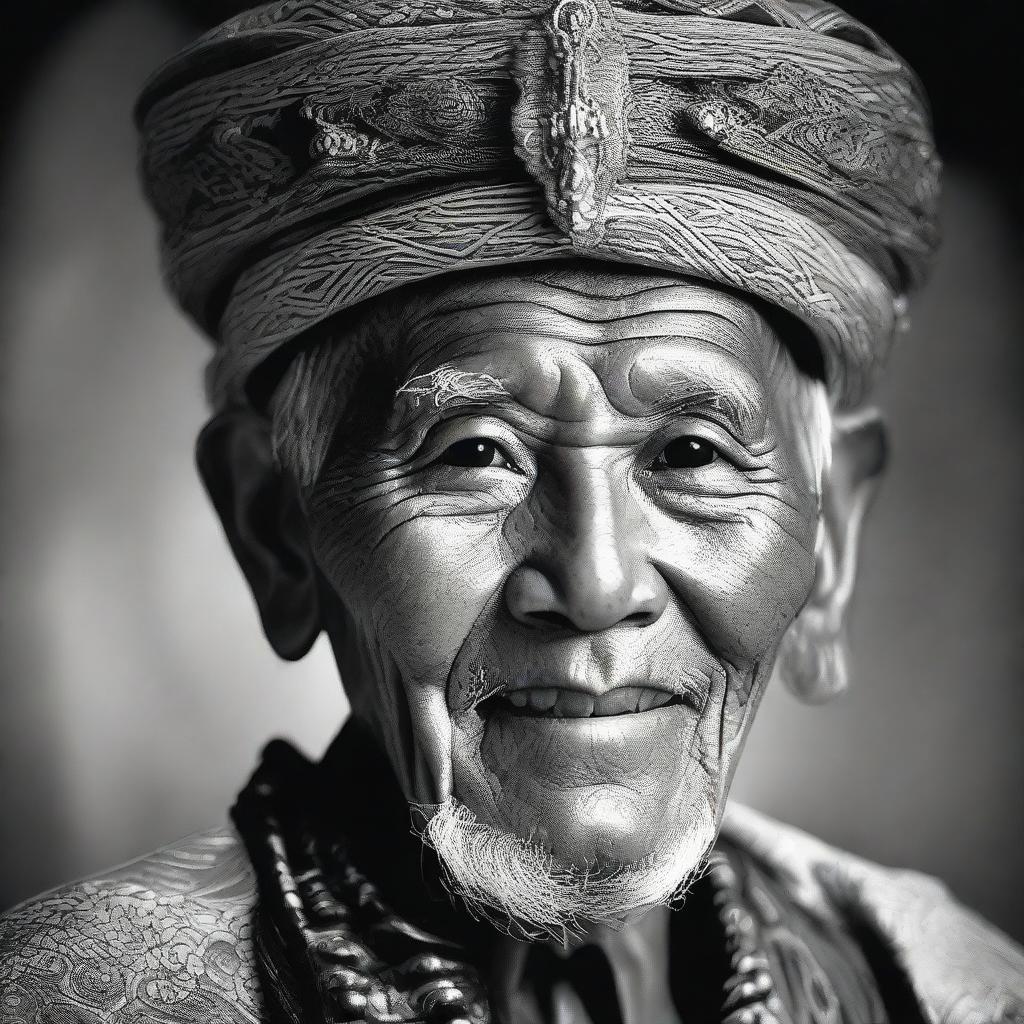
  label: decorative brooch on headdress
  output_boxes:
[512,0,631,246]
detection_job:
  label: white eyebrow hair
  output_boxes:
[394,367,510,410]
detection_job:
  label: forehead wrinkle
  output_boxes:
[395,310,771,386]
[421,270,762,320]
[386,271,774,373]
[407,293,766,339]
[378,284,780,434]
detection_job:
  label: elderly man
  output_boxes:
[2,0,1023,1022]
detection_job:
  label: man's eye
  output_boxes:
[652,436,719,470]
[437,438,517,471]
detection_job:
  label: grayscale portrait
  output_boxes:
[1,1,1022,1022]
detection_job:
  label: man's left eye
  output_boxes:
[651,436,719,470]
[437,437,518,471]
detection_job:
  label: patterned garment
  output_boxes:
[2,726,1023,1024]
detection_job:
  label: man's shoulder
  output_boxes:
[723,803,1024,1022]
[0,827,263,1023]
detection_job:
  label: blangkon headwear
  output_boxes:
[136,0,940,409]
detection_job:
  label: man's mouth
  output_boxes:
[484,686,686,719]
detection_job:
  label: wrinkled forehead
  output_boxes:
[271,269,829,488]
[390,270,786,418]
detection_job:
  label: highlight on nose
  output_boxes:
[504,560,668,633]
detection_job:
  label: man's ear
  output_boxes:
[196,409,321,661]
[778,409,888,703]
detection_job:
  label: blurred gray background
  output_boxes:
[1,0,1022,939]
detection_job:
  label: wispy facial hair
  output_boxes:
[416,796,717,942]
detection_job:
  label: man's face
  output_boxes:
[302,271,823,877]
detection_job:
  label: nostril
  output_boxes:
[624,610,656,625]
[527,610,576,630]
[505,564,667,632]
[527,608,654,632]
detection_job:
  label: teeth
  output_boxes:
[528,688,559,712]
[635,689,660,713]
[557,691,596,718]
[499,686,679,718]
[593,687,642,717]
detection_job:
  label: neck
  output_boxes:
[322,720,684,1023]
[491,909,682,1024]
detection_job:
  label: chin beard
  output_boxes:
[415,796,717,942]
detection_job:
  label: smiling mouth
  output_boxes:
[482,686,687,719]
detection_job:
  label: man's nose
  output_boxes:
[504,455,668,633]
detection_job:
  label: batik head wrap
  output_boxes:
[136,0,940,409]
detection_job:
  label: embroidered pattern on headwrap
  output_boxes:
[135,0,941,410]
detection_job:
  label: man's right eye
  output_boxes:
[437,438,518,471]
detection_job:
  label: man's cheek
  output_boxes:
[653,508,816,665]
[346,510,511,688]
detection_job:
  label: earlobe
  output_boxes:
[196,409,321,661]
[778,409,888,703]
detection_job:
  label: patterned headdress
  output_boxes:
[137,0,940,409]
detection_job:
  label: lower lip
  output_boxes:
[483,703,699,763]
